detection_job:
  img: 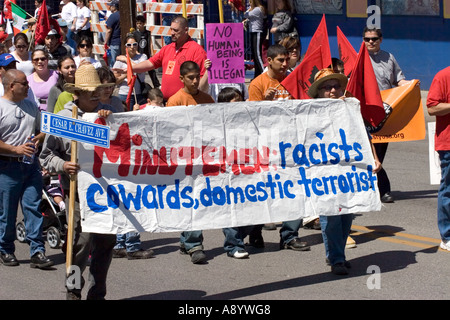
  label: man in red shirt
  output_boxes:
[131,16,206,101]
[427,66,450,252]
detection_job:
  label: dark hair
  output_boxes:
[31,48,49,59]
[124,33,139,46]
[147,87,164,101]
[180,60,199,76]
[13,32,29,46]
[55,55,76,89]
[97,66,116,83]
[77,35,93,48]
[278,36,301,53]
[136,15,146,23]
[363,27,382,38]
[171,16,189,28]
[218,87,243,102]
[267,44,288,59]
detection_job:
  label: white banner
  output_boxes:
[78,98,381,234]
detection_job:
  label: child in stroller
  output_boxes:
[16,169,67,249]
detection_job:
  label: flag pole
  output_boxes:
[218,0,224,23]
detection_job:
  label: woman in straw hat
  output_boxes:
[308,68,381,275]
[40,63,117,299]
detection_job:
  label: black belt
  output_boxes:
[0,155,23,162]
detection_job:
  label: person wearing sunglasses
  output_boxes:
[113,34,148,107]
[363,27,411,204]
[27,48,59,112]
[0,69,54,270]
[74,36,102,69]
[11,33,34,77]
[308,68,381,275]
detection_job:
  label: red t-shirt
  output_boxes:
[427,66,450,151]
[149,38,207,100]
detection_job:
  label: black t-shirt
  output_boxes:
[134,29,151,58]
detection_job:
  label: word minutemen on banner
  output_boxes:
[78,98,381,234]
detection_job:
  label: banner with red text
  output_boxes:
[78,98,381,234]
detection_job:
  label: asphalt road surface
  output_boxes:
[1,95,449,307]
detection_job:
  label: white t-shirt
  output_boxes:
[74,56,102,69]
[113,53,148,96]
[75,6,91,31]
[61,1,77,25]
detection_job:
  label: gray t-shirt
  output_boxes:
[369,49,406,90]
[0,97,40,157]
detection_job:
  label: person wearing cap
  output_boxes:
[40,63,117,300]
[308,68,381,275]
[59,0,77,53]
[0,52,40,106]
[0,69,54,269]
[57,18,76,55]
[104,0,121,68]
[35,29,71,70]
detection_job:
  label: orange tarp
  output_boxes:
[372,79,426,143]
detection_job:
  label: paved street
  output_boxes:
[1,93,449,306]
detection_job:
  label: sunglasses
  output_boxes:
[363,37,380,42]
[78,43,92,49]
[32,57,47,62]
[319,84,341,91]
[126,42,138,47]
[16,45,27,49]
[13,80,29,87]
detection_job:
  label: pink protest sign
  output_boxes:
[206,23,245,84]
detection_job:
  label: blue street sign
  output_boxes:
[41,112,110,148]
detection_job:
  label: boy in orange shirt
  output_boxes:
[166,61,215,107]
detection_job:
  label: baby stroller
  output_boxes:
[16,174,67,249]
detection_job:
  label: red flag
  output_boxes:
[281,46,324,99]
[125,49,136,110]
[336,26,357,77]
[3,0,15,20]
[126,75,136,111]
[34,0,50,45]
[304,14,332,69]
[346,42,386,128]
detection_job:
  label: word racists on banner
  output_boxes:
[78,98,381,234]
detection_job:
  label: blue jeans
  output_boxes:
[180,230,203,253]
[114,232,141,252]
[109,44,121,68]
[223,226,254,255]
[279,219,303,244]
[0,158,45,256]
[319,214,353,265]
[438,151,450,241]
[162,16,173,46]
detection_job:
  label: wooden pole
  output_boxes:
[218,0,224,23]
[182,0,187,18]
[65,106,78,277]
[120,0,137,54]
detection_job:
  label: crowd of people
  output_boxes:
[0,0,449,301]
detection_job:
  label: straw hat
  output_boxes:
[64,63,114,94]
[307,68,348,98]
